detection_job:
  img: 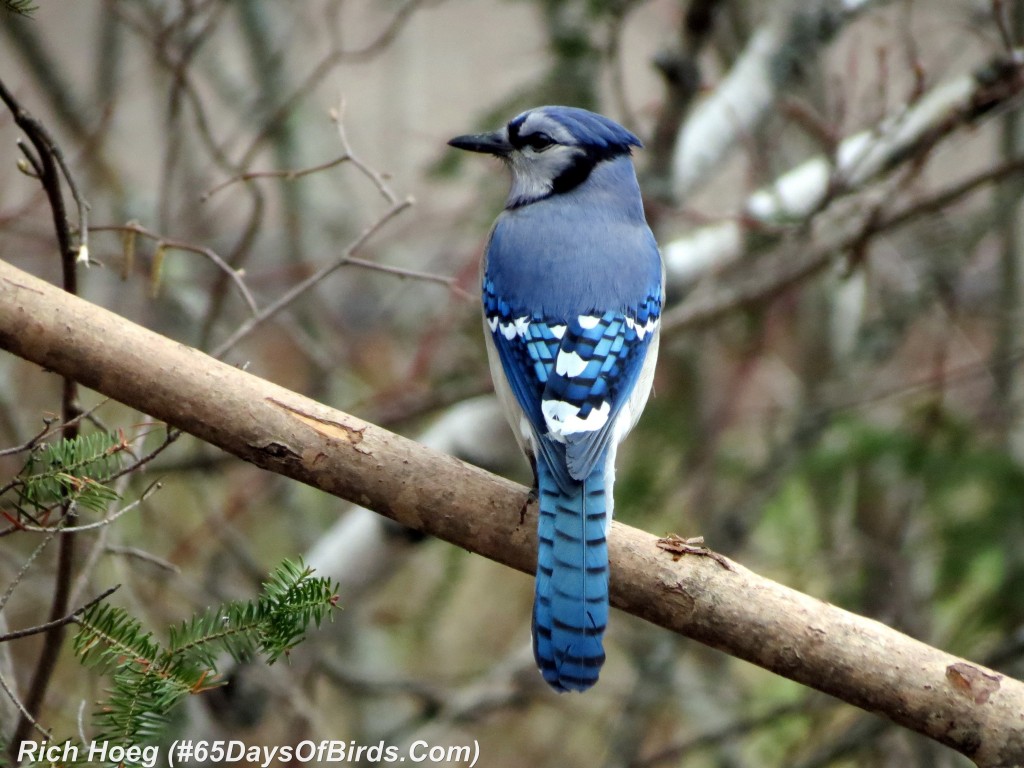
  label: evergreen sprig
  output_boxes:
[2,0,37,17]
[73,559,339,745]
[4,431,127,520]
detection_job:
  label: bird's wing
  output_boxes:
[483,277,573,489]
[484,276,661,487]
[542,297,660,481]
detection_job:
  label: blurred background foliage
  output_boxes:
[0,1,1022,766]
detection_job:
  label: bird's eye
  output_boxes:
[525,133,555,151]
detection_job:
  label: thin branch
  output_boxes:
[66,427,157,609]
[662,50,1024,291]
[200,100,434,356]
[344,255,469,297]
[663,154,1024,332]
[330,101,398,204]
[0,585,120,643]
[197,183,266,349]
[0,417,57,458]
[662,180,894,332]
[49,137,89,265]
[234,0,428,170]
[16,137,43,178]
[0,523,60,615]
[0,665,50,743]
[102,545,180,574]
[670,0,885,201]
[993,0,1019,55]
[0,85,89,266]
[0,398,116,462]
[0,421,174,536]
[201,152,352,201]
[15,480,163,535]
[90,223,259,316]
[102,427,180,484]
[210,196,414,358]
[631,700,816,768]
[878,153,1024,232]
[199,98,401,208]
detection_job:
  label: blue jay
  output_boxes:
[449,106,663,692]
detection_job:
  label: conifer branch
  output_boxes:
[72,559,339,744]
[1,0,37,17]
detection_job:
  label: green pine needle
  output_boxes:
[73,558,339,746]
[2,0,37,17]
[6,431,127,519]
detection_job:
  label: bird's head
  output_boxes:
[449,106,641,208]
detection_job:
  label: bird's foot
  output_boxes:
[519,486,538,525]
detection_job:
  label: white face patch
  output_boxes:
[555,349,588,378]
[542,399,610,441]
[507,145,582,206]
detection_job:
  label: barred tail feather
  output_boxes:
[532,457,609,692]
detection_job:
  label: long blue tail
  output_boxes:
[532,456,609,692]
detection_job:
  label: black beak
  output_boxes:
[448,130,512,157]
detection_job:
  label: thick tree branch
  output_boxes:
[0,259,1022,765]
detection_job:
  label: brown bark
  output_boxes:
[0,258,1022,766]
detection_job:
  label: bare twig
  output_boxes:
[663,41,1024,305]
[110,2,236,175]
[200,98,401,210]
[201,152,353,201]
[330,101,398,204]
[234,0,428,170]
[90,223,259,316]
[665,154,1024,332]
[0,524,60,614]
[210,196,414,358]
[0,585,120,643]
[631,700,817,768]
[15,480,163,535]
[670,0,884,201]
[0,664,50,743]
[50,140,89,265]
[102,545,180,574]
[0,399,117,462]
[0,417,57,458]
[344,255,468,296]
[190,101,443,357]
